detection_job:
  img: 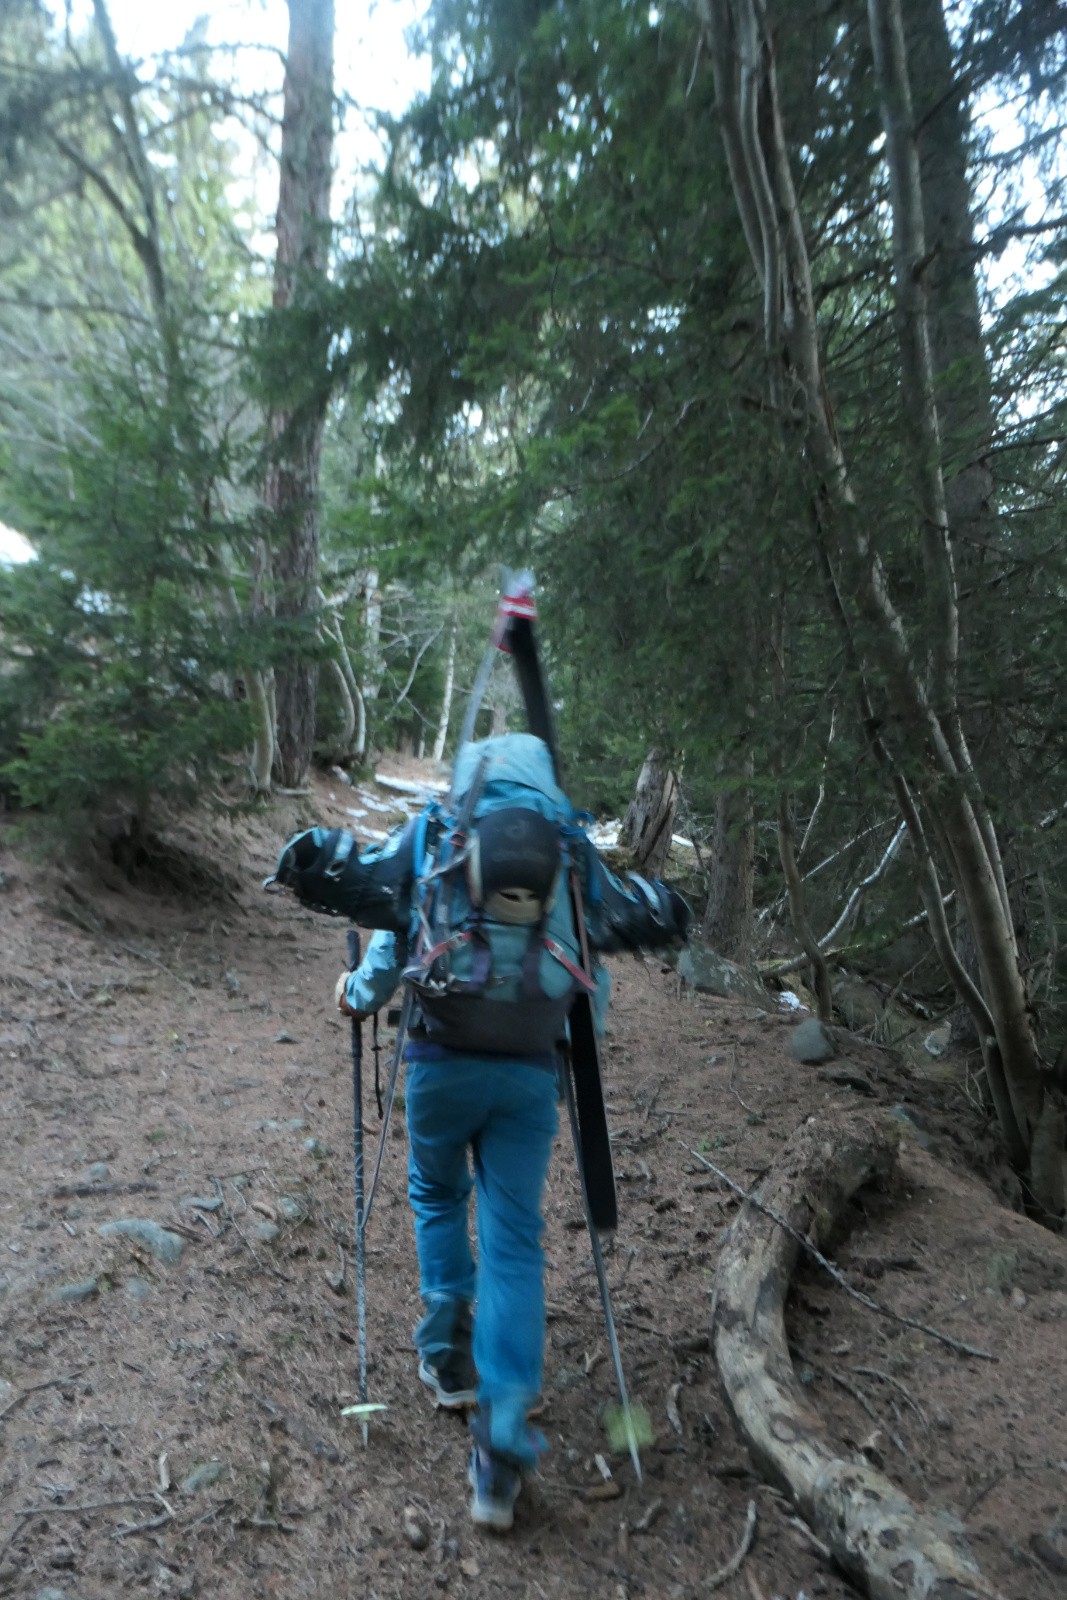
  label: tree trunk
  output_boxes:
[265,0,335,791]
[620,749,679,879]
[712,1111,1004,1600]
[903,0,1031,1049]
[701,0,1062,1220]
[361,567,384,710]
[432,621,457,764]
[901,0,995,549]
[703,781,755,963]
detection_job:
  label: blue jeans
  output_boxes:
[405,1055,559,1463]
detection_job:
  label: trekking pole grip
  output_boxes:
[347,928,361,973]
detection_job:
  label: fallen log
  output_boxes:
[711,1110,1003,1600]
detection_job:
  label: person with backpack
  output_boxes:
[273,732,688,1530]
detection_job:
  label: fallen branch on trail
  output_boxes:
[709,1110,1005,1600]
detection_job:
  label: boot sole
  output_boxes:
[467,1460,517,1531]
[418,1360,477,1410]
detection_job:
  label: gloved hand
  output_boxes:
[274,827,332,888]
[272,827,355,912]
[334,971,370,1020]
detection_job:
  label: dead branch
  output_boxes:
[0,1371,84,1423]
[707,1499,757,1590]
[709,1110,1004,1599]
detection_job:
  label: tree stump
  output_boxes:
[620,749,678,878]
[712,1110,1004,1600]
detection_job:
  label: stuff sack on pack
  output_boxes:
[404,734,594,1056]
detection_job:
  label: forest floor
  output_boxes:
[1,763,1066,1600]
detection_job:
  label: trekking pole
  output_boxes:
[561,1057,643,1484]
[361,985,413,1233]
[347,930,372,1447]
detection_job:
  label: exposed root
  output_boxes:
[711,1110,1005,1600]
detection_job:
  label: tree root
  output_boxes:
[711,1109,1004,1600]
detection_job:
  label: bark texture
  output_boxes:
[703,783,755,963]
[712,1111,1004,1599]
[620,749,679,879]
[266,0,335,790]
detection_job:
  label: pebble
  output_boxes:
[86,1163,110,1182]
[35,1589,69,1600]
[252,1223,280,1244]
[1010,1286,1028,1310]
[273,1030,297,1044]
[402,1506,430,1550]
[49,1277,99,1305]
[181,1195,223,1212]
[277,1196,306,1222]
[257,1118,307,1133]
[180,1460,225,1493]
[125,1278,152,1303]
[303,1138,330,1159]
[97,1219,185,1265]
[223,970,241,996]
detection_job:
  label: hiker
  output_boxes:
[273,732,689,1529]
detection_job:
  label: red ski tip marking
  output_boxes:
[493,588,538,652]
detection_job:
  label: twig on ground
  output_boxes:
[186,1497,234,1531]
[962,1465,1015,1519]
[707,1499,757,1590]
[684,1143,997,1361]
[788,1514,832,1558]
[113,1494,174,1539]
[51,1181,160,1198]
[823,1368,910,1463]
[851,1365,928,1431]
[15,1494,161,1516]
[0,1371,84,1423]
[666,1381,683,1436]
[728,1046,760,1116]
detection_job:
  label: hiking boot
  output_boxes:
[467,1444,523,1532]
[418,1357,477,1410]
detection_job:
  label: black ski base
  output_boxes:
[500,604,618,1233]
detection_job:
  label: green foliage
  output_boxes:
[0,343,254,827]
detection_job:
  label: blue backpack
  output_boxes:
[403,734,595,1055]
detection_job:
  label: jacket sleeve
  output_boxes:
[578,836,690,953]
[273,818,423,934]
[343,930,404,1015]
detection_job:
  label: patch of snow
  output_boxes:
[355,791,396,814]
[778,990,808,1012]
[587,820,621,848]
[375,772,448,797]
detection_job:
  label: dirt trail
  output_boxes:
[1,769,1065,1600]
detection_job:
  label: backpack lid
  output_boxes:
[451,732,569,814]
